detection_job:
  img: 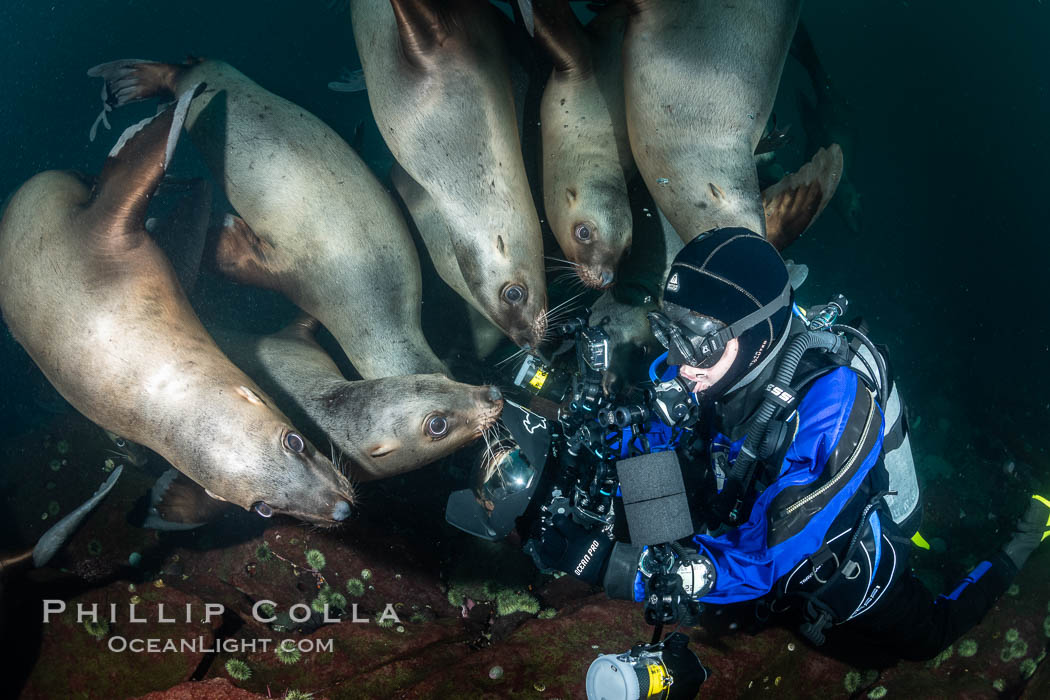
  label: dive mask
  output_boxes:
[647,305,729,368]
[648,280,794,368]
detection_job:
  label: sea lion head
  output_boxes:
[201,385,356,526]
[322,375,504,480]
[553,179,632,290]
[458,234,548,348]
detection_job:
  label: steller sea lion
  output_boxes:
[529,0,632,289]
[622,0,803,243]
[0,87,354,525]
[350,0,548,348]
[86,57,445,380]
[217,315,505,483]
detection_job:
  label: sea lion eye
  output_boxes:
[502,284,526,304]
[253,501,273,518]
[574,223,592,242]
[285,432,305,453]
[115,438,126,447]
[425,415,449,438]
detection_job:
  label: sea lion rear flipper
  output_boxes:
[761,143,843,251]
[87,59,183,107]
[138,469,229,531]
[211,213,283,292]
[530,0,592,75]
[88,83,204,252]
[390,0,451,65]
[277,313,323,343]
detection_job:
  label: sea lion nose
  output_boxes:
[486,386,503,404]
[331,500,352,521]
[600,270,615,287]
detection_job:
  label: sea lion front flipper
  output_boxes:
[87,83,204,253]
[761,143,843,252]
[139,469,230,531]
[211,213,283,292]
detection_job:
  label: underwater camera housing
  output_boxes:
[586,632,707,700]
[446,311,697,541]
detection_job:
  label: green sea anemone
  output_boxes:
[87,539,103,556]
[1005,628,1019,643]
[360,568,372,580]
[56,440,70,455]
[958,639,978,658]
[1007,584,1021,596]
[49,459,61,472]
[1010,639,1028,659]
[538,608,557,619]
[311,585,345,615]
[867,686,887,700]
[275,640,302,665]
[345,578,365,597]
[255,543,272,562]
[844,671,862,693]
[305,549,326,570]
[992,678,1006,692]
[926,644,953,669]
[258,603,276,619]
[1020,658,1037,679]
[1044,615,1050,638]
[495,590,540,617]
[225,658,251,681]
[284,691,313,700]
[83,618,109,639]
[377,617,395,629]
[47,501,60,516]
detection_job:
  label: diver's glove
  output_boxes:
[1002,494,1050,570]
[531,514,614,585]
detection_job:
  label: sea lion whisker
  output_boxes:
[544,255,579,267]
[495,347,529,367]
[546,291,587,315]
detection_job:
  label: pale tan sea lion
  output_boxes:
[86,57,444,379]
[217,315,505,483]
[350,0,548,347]
[531,0,632,289]
[0,87,354,524]
[622,0,803,243]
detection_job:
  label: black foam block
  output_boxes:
[617,451,694,545]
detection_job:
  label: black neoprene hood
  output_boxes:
[660,227,793,397]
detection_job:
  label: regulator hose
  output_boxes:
[721,330,844,523]
[830,324,890,406]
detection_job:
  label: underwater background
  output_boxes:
[1,1,1049,698]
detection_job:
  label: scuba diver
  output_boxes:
[529,227,1050,660]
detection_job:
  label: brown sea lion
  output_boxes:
[0,87,354,524]
[350,0,548,348]
[622,0,803,243]
[86,57,444,379]
[530,0,632,289]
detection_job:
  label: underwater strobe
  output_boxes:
[586,633,707,700]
